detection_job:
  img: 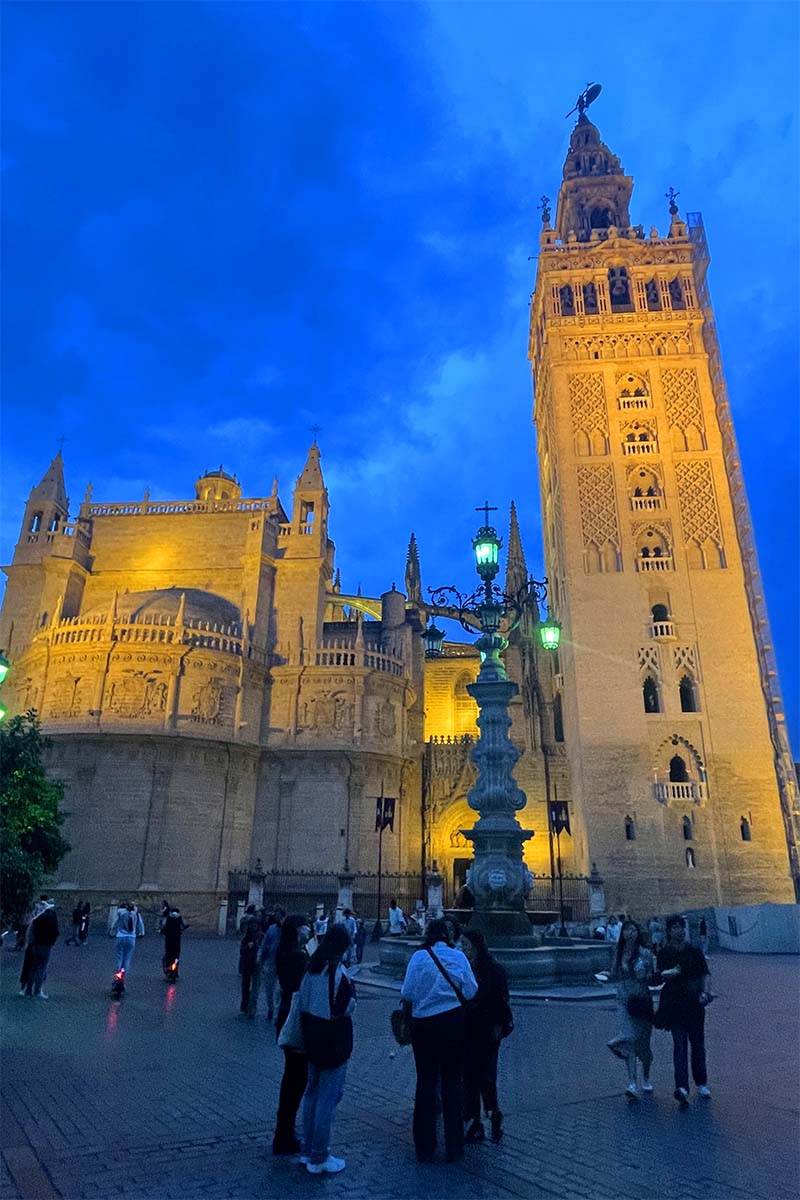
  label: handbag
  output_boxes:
[277,991,305,1052]
[300,967,354,1069]
[627,991,655,1022]
[390,1000,413,1046]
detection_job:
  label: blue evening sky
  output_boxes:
[2,2,798,747]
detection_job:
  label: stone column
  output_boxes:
[588,862,607,923]
[426,862,444,918]
[217,899,229,937]
[248,858,265,908]
[337,869,355,913]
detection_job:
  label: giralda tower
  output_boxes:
[528,89,798,913]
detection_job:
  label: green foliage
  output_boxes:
[0,713,70,924]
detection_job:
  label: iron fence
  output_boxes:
[525,874,590,923]
[228,870,425,925]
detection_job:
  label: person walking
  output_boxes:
[459,929,513,1144]
[340,909,357,967]
[606,919,656,1099]
[111,902,145,977]
[656,914,713,1105]
[388,898,407,936]
[400,918,478,1163]
[354,916,367,965]
[77,901,91,945]
[259,910,284,1021]
[24,897,59,998]
[238,915,262,1017]
[298,924,355,1175]
[272,914,312,1158]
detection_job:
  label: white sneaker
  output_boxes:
[35,992,49,1000]
[625,1083,640,1100]
[697,1085,712,1098]
[306,1156,345,1175]
[641,1080,654,1093]
[675,1087,689,1105]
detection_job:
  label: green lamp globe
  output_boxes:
[538,619,561,652]
[472,527,501,581]
[0,652,9,685]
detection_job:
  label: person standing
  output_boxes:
[272,915,312,1158]
[298,924,355,1175]
[656,914,712,1105]
[401,918,478,1163]
[606,920,655,1098]
[66,902,82,946]
[459,929,513,1143]
[699,916,710,956]
[77,901,91,945]
[111,902,145,977]
[605,915,622,943]
[648,915,665,952]
[340,909,357,967]
[354,917,367,965]
[259,911,284,1021]
[387,899,407,936]
[238,915,262,1017]
[24,897,59,998]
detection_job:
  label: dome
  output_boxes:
[195,466,242,502]
[87,588,241,629]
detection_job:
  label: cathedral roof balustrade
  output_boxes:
[38,612,268,666]
[654,781,707,806]
[85,497,278,521]
[313,635,404,677]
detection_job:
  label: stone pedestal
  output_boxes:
[426,863,444,918]
[217,899,229,937]
[337,870,355,913]
[588,862,607,922]
[247,859,265,909]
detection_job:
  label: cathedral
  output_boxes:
[2,105,797,920]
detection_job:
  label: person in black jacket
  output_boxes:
[459,928,513,1144]
[238,916,262,1016]
[25,897,60,998]
[161,908,188,973]
[272,914,312,1157]
[656,914,712,1105]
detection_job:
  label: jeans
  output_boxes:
[411,1007,465,1160]
[671,1005,707,1091]
[115,936,136,974]
[303,1062,347,1165]
[25,945,51,995]
[261,961,279,1018]
[274,1050,308,1153]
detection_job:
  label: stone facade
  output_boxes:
[528,111,799,913]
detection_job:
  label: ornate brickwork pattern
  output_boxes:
[561,328,695,362]
[637,645,660,676]
[568,373,608,442]
[661,368,705,433]
[674,460,723,547]
[673,645,699,679]
[576,465,620,549]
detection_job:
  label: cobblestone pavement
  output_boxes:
[2,933,798,1200]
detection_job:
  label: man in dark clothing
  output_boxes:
[238,918,261,1016]
[656,914,712,1104]
[25,898,59,998]
[162,908,188,973]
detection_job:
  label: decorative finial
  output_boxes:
[565,81,602,120]
[56,434,66,455]
[271,475,279,497]
[666,186,680,217]
[538,195,551,227]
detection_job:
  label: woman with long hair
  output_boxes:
[400,918,477,1164]
[606,919,655,1098]
[459,928,513,1144]
[297,923,355,1175]
[271,914,312,1158]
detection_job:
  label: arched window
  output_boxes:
[670,754,689,783]
[48,514,60,533]
[583,282,599,314]
[590,206,613,229]
[682,815,693,841]
[740,816,752,842]
[645,278,661,311]
[668,278,685,310]
[643,676,661,713]
[685,847,696,868]
[559,285,576,317]
[608,267,633,312]
[29,511,42,533]
[553,693,564,743]
[679,675,699,712]
[651,603,669,622]
[624,815,636,841]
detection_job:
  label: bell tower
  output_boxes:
[528,87,799,912]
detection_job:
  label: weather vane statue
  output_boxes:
[565,81,602,120]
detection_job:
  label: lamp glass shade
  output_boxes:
[422,621,445,657]
[472,528,501,578]
[539,620,561,651]
[0,699,7,724]
[0,654,9,685]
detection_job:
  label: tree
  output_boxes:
[0,713,70,925]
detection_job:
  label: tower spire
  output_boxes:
[405,533,422,604]
[295,443,324,491]
[555,93,632,242]
[505,501,529,598]
[31,450,68,512]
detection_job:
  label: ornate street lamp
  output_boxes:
[0,651,10,724]
[427,503,560,940]
[422,619,446,658]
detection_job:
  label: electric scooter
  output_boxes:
[163,956,179,982]
[111,968,126,998]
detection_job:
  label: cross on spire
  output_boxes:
[475,500,498,527]
[666,186,680,216]
[57,435,66,454]
[309,424,322,445]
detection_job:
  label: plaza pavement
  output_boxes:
[1,930,798,1200]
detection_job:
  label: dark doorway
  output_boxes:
[453,858,473,902]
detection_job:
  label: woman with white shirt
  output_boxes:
[400,918,478,1163]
